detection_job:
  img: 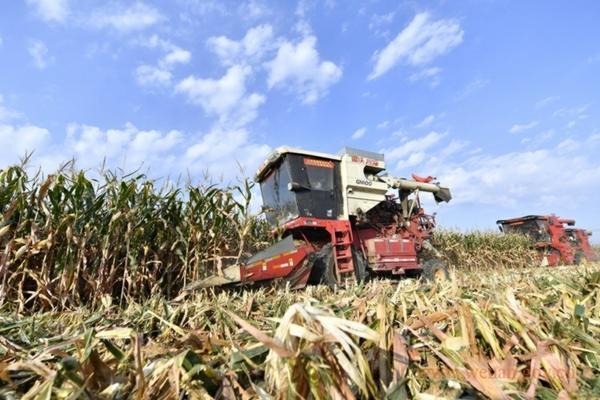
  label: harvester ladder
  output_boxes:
[333,228,354,281]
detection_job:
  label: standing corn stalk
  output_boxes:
[0,163,270,311]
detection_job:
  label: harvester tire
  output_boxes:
[422,260,449,282]
[309,244,337,287]
[351,246,369,283]
[574,251,586,265]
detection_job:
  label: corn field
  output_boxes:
[0,164,270,311]
[1,264,599,399]
[432,230,538,270]
[0,164,542,312]
[2,163,599,399]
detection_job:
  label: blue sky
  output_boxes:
[1,0,599,239]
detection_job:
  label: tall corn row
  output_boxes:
[433,230,538,270]
[0,165,270,311]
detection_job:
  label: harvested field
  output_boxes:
[1,263,599,399]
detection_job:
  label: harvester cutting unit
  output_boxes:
[200,146,451,289]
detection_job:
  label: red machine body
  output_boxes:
[200,146,452,289]
[496,215,575,266]
[238,209,439,287]
[565,228,597,263]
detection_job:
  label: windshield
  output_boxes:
[304,158,334,191]
[259,162,299,226]
[501,220,551,242]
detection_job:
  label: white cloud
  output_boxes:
[556,138,579,152]
[207,24,274,66]
[28,40,50,69]
[440,139,468,157]
[162,48,191,67]
[369,12,395,30]
[553,105,588,119]
[508,121,538,134]
[535,96,559,109]
[0,124,50,166]
[26,0,69,23]
[369,12,395,37]
[184,128,271,179]
[294,20,313,37]
[454,78,488,101]
[409,67,442,87]
[0,95,23,122]
[396,152,426,170]
[415,114,435,128]
[351,127,366,140]
[64,122,182,170]
[436,146,600,206]
[553,105,589,129]
[521,129,554,147]
[177,65,247,115]
[368,12,463,80]
[64,123,270,181]
[90,2,164,32]
[180,0,228,17]
[237,0,271,20]
[383,130,600,210]
[295,0,312,17]
[135,65,172,86]
[134,35,191,87]
[0,100,271,183]
[176,65,265,128]
[377,120,390,129]
[266,36,342,104]
[385,131,445,160]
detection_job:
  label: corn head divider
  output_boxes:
[197,146,452,289]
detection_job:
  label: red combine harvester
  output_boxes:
[496,215,575,266]
[199,146,452,289]
[565,228,598,263]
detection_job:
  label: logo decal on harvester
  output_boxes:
[351,155,379,167]
[303,158,334,168]
[355,179,372,186]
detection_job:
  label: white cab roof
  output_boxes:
[255,146,341,181]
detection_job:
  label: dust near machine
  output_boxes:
[199,146,452,289]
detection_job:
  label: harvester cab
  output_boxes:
[565,228,597,263]
[198,146,452,289]
[496,215,575,266]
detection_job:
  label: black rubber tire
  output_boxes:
[352,246,369,283]
[574,251,586,265]
[422,259,449,282]
[308,244,337,287]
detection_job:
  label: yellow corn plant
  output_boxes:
[0,164,270,311]
[432,230,538,270]
[1,263,599,398]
